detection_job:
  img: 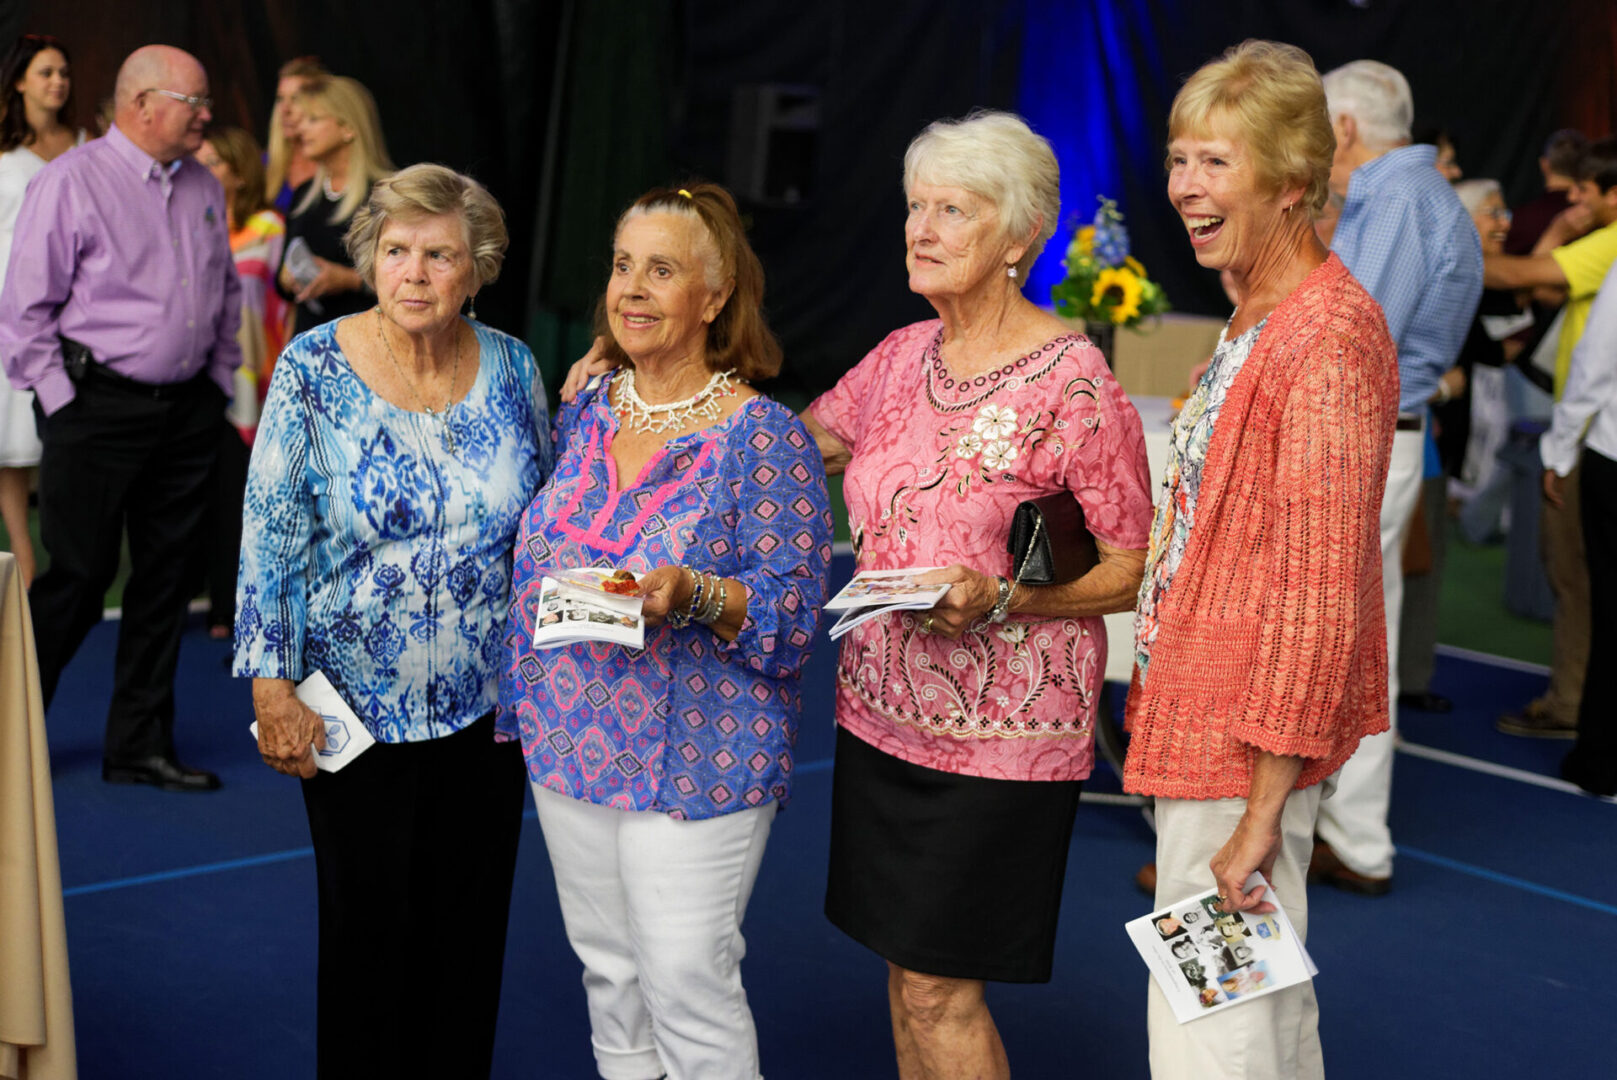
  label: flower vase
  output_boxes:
[1083,321,1117,369]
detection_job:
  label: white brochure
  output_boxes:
[249,670,376,773]
[1125,872,1317,1024]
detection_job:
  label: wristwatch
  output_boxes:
[987,576,1014,623]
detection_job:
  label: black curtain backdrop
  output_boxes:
[3,0,1611,396]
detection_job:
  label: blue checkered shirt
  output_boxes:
[1332,143,1483,411]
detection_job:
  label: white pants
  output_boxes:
[1314,421,1425,878]
[1147,788,1324,1080]
[533,784,775,1080]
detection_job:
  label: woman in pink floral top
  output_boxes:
[804,111,1153,1078]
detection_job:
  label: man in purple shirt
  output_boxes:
[0,44,240,791]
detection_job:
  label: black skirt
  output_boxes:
[823,725,1083,984]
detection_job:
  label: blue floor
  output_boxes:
[42,569,1616,1078]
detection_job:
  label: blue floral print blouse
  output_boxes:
[234,317,552,742]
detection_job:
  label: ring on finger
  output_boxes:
[921,614,935,634]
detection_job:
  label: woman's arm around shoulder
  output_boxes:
[718,398,834,676]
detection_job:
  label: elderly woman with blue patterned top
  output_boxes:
[499,182,832,1080]
[234,163,550,1079]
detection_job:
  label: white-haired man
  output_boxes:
[0,45,239,790]
[1312,60,1483,894]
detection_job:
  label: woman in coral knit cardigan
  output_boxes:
[1122,41,1398,1078]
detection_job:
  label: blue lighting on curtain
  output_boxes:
[1018,0,1172,305]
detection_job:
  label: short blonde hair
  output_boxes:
[345,163,509,292]
[903,110,1060,280]
[1169,40,1335,216]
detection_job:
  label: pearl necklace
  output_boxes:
[615,368,739,434]
[376,309,463,453]
[322,176,343,201]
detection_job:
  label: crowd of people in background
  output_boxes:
[0,28,1611,1080]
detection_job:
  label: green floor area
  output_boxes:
[0,499,1550,666]
[1435,523,1552,666]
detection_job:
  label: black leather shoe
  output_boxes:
[103,756,222,792]
[1398,691,1452,714]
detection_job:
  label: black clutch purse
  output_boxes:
[1007,493,1099,586]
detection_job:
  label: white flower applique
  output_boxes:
[973,403,1017,442]
[982,440,1018,471]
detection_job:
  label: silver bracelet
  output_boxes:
[698,576,727,625]
[668,567,697,629]
[987,575,1014,623]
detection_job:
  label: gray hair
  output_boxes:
[345,163,508,291]
[1453,178,1503,216]
[1322,60,1413,150]
[903,110,1060,281]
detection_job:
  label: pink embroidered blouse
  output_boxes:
[809,320,1153,781]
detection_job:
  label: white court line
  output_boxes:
[1398,739,1617,804]
[1434,643,1550,676]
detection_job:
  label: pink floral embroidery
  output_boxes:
[810,321,1154,782]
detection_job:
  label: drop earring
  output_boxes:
[466,295,477,321]
[1006,265,1018,279]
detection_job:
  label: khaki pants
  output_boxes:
[1538,459,1589,723]
[1147,788,1325,1080]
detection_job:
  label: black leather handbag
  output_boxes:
[1007,493,1099,585]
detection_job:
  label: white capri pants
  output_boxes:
[533,783,776,1080]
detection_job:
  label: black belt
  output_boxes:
[1395,413,1424,432]
[80,360,207,401]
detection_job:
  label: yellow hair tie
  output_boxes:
[677,188,692,199]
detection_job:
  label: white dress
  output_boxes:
[0,135,85,468]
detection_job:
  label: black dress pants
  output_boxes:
[203,419,251,631]
[29,371,223,761]
[1565,448,1617,796]
[299,713,528,1079]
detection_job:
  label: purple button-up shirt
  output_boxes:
[0,124,241,414]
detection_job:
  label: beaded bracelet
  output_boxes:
[685,570,706,627]
[699,578,729,626]
[668,567,697,629]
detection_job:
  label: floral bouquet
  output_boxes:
[1050,196,1170,328]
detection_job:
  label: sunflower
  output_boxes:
[1091,266,1144,324]
[1124,255,1147,277]
[1076,225,1095,253]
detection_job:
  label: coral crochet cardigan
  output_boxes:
[1123,254,1399,801]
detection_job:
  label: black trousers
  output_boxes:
[203,420,250,630]
[1566,448,1617,796]
[29,371,223,761]
[300,713,528,1079]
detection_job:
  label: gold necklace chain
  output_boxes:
[376,308,463,453]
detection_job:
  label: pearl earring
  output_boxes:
[466,296,477,320]
[1006,265,1018,279]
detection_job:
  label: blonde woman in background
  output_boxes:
[263,55,325,212]
[277,74,394,335]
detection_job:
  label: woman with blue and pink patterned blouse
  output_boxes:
[500,183,831,1080]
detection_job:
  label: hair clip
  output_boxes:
[677,188,693,199]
